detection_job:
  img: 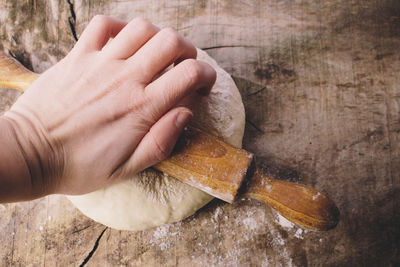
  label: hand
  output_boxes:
[1,15,216,200]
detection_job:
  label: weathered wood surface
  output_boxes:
[1,0,399,266]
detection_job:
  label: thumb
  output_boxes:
[119,107,193,175]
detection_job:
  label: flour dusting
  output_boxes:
[312,192,321,200]
[150,224,181,251]
[242,217,258,231]
[212,206,223,222]
[264,216,296,267]
[276,213,295,229]
[294,228,304,239]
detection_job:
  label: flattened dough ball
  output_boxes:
[67,49,245,231]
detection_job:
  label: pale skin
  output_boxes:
[0,16,216,203]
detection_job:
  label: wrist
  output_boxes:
[0,110,64,201]
[0,116,33,202]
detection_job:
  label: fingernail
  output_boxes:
[175,110,193,128]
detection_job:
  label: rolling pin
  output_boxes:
[0,52,339,231]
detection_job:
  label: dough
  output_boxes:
[67,49,245,231]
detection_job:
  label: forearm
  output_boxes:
[0,116,34,202]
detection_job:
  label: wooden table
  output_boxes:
[1,0,399,266]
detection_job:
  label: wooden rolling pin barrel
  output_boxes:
[0,51,339,231]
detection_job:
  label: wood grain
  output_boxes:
[0,52,38,91]
[244,169,339,231]
[155,126,253,203]
[0,0,399,266]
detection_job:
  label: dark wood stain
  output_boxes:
[0,0,399,266]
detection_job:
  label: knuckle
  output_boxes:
[132,17,150,26]
[161,27,183,51]
[132,94,159,125]
[132,17,153,32]
[151,133,171,162]
[182,59,202,84]
[90,15,109,27]
[132,17,147,24]
[209,64,217,81]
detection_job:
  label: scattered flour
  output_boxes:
[294,228,304,239]
[242,217,258,231]
[212,206,223,222]
[264,218,296,267]
[312,192,321,200]
[150,223,181,251]
[275,211,309,240]
[150,224,171,251]
[276,213,295,229]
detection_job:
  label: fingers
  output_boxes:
[118,107,193,174]
[127,28,197,84]
[102,18,160,59]
[144,59,216,116]
[74,15,127,53]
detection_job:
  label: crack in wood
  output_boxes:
[247,86,267,96]
[31,0,37,11]
[342,128,384,150]
[67,0,78,41]
[201,45,259,50]
[79,227,108,267]
[71,224,92,234]
[10,206,16,265]
[246,119,264,134]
